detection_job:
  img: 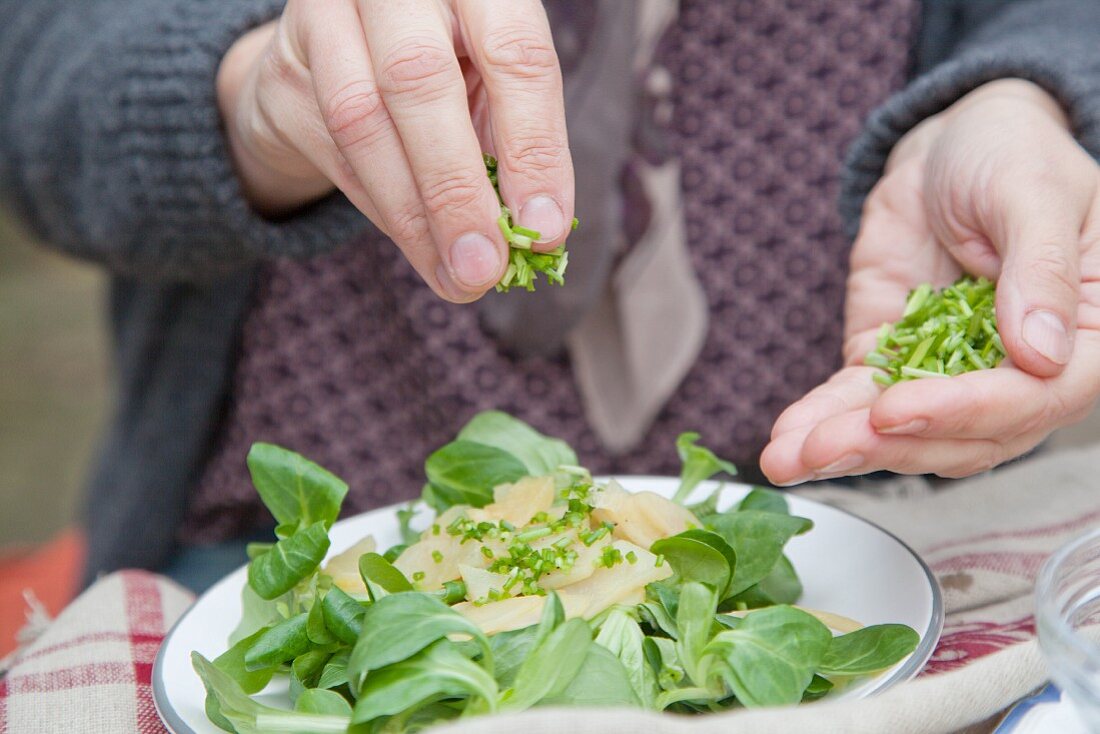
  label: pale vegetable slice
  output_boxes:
[323,535,376,594]
[560,540,672,617]
[533,530,611,590]
[591,481,699,550]
[484,476,555,527]
[454,594,590,635]
[395,510,501,590]
[459,564,512,603]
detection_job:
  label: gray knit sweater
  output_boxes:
[1,0,1099,582]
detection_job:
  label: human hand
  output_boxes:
[761,79,1100,485]
[216,0,574,302]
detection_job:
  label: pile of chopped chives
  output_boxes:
[866,276,1006,386]
[484,154,576,292]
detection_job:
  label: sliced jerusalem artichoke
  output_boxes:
[454,593,590,635]
[323,535,376,594]
[591,480,699,550]
[484,476,555,526]
[395,513,504,590]
[454,540,670,634]
[533,529,611,590]
[459,564,512,603]
[562,540,672,614]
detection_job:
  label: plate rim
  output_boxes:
[153,477,945,733]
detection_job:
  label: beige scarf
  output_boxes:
[481,1,707,454]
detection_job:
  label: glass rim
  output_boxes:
[1035,526,1100,667]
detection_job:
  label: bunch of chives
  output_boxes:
[484,154,575,293]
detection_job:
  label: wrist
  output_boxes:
[217,22,333,217]
[941,78,1069,129]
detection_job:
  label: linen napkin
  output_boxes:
[0,571,192,734]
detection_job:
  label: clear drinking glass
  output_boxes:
[1036,527,1100,730]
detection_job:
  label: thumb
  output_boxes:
[991,187,1084,378]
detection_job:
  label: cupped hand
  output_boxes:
[761,79,1100,485]
[217,0,574,302]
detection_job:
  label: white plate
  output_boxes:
[154,478,944,733]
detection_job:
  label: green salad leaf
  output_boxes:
[423,441,528,511]
[650,530,735,595]
[705,605,831,707]
[708,510,811,599]
[247,443,348,534]
[244,613,311,671]
[348,593,491,691]
[248,521,330,600]
[457,410,578,477]
[194,653,351,734]
[352,640,499,725]
[674,432,738,503]
[357,552,413,601]
[819,624,921,676]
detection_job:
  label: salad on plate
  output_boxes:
[192,411,919,733]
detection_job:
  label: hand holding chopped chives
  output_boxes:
[485,154,576,293]
[866,276,1006,386]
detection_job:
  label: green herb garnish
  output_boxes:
[867,276,1005,386]
[484,154,575,293]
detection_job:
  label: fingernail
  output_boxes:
[450,233,501,288]
[1022,310,1072,364]
[819,453,864,475]
[776,474,814,487]
[878,418,929,435]
[519,196,565,242]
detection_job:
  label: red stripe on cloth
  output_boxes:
[923,507,1100,555]
[919,615,1036,676]
[121,572,169,734]
[0,675,8,733]
[931,551,1049,578]
[6,661,134,692]
[15,631,158,664]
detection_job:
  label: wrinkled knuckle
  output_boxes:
[320,82,387,150]
[386,207,430,247]
[481,27,559,80]
[259,39,306,91]
[379,39,457,102]
[1028,241,1079,295]
[421,173,485,217]
[503,133,567,174]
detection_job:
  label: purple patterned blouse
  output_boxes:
[184,0,918,542]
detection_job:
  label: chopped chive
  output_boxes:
[512,224,541,239]
[484,154,573,292]
[866,276,1004,386]
[412,571,426,583]
[431,550,444,564]
[516,527,552,543]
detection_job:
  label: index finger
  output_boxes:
[458,0,574,249]
[361,0,507,292]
